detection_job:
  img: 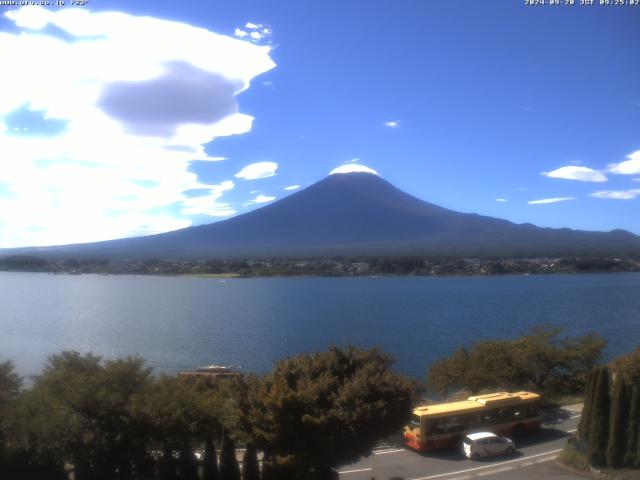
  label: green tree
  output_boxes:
[219,432,241,480]
[427,326,605,398]
[242,443,260,480]
[606,376,628,467]
[246,346,416,477]
[202,432,220,480]
[577,369,597,440]
[611,346,640,385]
[624,385,640,467]
[12,352,153,480]
[587,366,610,468]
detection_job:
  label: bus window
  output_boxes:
[482,411,497,425]
[409,414,421,431]
[513,407,525,419]
[428,420,445,435]
[467,413,483,429]
[498,408,513,422]
[442,415,467,433]
[527,403,540,418]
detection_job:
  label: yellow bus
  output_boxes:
[404,391,542,452]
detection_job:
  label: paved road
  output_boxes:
[337,406,585,480]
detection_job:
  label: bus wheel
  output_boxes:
[512,424,525,436]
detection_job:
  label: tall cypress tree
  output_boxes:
[219,433,241,480]
[178,442,199,480]
[242,443,260,480]
[587,366,610,468]
[606,376,628,468]
[624,385,640,467]
[203,433,220,480]
[578,369,597,440]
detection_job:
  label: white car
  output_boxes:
[462,432,515,460]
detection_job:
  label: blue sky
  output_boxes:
[0,1,638,247]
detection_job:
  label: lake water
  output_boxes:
[1,272,639,379]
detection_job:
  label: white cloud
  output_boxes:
[349,157,360,163]
[235,161,278,180]
[527,197,575,205]
[245,194,275,205]
[180,181,236,216]
[245,22,260,29]
[0,6,275,247]
[284,185,300,191]
[496,198,507,202]
[330,164,379,176]
[254,194,275,203]
[608,150,640,175]
[590,189,640,200]
[384,120,400,128]
[192,155,227,162]
[542,166,607,183]
[234,28,248,38]
[250,31,264,40]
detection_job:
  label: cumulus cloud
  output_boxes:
[590,189,640,200]
[245,194,276,205]
[608,150,640,175]
[284,185,300,191]
[234,22,271,43]
[527,197,575,205]
[330,164,379,175]
[383,120,400,128]
[98,61,243,136]
[180,180,236,216]
[542,166,607,183]
[235,161,278,180]
[0,6,275,247]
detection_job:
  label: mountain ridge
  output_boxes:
[3,172,640,259]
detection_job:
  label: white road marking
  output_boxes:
[449,476,473,480]
[535,455,558,463]
[339,467,373,474]
[409,449,564,480]
[567,428,577,433]
[373,448,405,455]
[477,466,515,476]
[520,461,534,467]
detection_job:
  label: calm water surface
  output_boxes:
[1,272,639,378]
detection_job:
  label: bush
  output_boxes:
[560,441,590,471]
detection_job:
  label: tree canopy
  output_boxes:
[245,346,417,475]
[427,326,605,398]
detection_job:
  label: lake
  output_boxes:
[1,272,639,379]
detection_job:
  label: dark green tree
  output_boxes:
[202,432,220,480]
[624,385,640,467]
[242,443,260,480]
[578,369,597,440]
[606,376,628,467]
[219,433,241,480]
[178,441,198,480]
[587,366,610,467]
[246,346,416,476]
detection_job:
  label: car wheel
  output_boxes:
[505,446,514,455]
[471,453,480,461]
